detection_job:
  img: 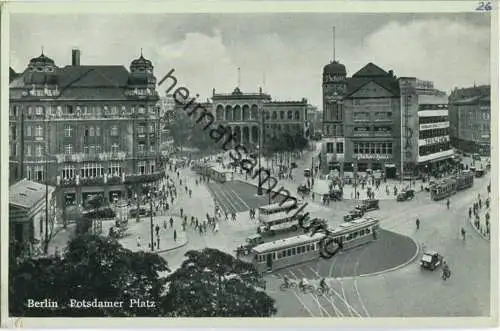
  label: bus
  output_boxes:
[258,200,305,222]
[250,216,380,273]
[257,210,306,236]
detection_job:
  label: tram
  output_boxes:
[250,216,380,273]
[430,171,474,201]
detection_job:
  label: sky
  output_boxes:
[10,13,491,108]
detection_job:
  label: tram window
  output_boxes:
[300,246,304,253]
[366,228,370,233]
[273,252,277,260]
[287,249,291,256]
[292,248,296,255]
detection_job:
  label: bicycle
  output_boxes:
[316,286,333,296]
[299,284,315,294]
[280,281,297,291]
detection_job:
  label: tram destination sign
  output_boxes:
[354,154,391,160]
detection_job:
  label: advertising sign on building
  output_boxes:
[418,135,450,146]
[419,121,450,130]
[353,154,391,160]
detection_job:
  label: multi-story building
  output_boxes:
[158,93,176,148]
[212,87,308,148]
[343,63,401,177]
[319,62,453,178]
[320,60,347,173]
[399,78,453,175]
[449,86,491,154]
[9,49,162,210]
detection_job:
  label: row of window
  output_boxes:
[419,104,447,111]
[354,126,392,133]
[323,124,343,137]
[61,161,156,179]
[324,103,344,122]
[354,142,393,155]
[419,116,448,124]
[326,142,344,154]
[419,128,449,139]
[459,111,490,121]
[62,143,154,155]
[353,112,392,120]
[256,227,375,262]
[256,242,320,262]
[10,104,158,118]
[419,142,451,156]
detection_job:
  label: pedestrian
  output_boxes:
[468,207,472,219]
[174,229,177,241]
[180,208,183,217]
[155,224,160,236]
[170,217,174,228]
[461,227,466,240]
[416,218,420,230]
[137,235,141,248]
[189,189,192,198]
[479,199,482,209]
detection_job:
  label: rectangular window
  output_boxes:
[64,144,73,155]
[96,127,101,136]
[336,142,344,154]
[83,146,89,154]
[110,126,119,136]
[326,142,334,153]
[111,143,119,154]
[26,126,32,137]
[35,125,43,137]
[35,106,43,115]
[26,144,32,156]
[36,145,43,157]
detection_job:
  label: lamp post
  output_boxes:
[147,191,154,251]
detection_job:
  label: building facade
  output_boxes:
[399,78,453,175]
[9,179,55,251]
[449,90,490,154]
[319,62,452,178]
[9,49,162,210]
[212,87,308,148]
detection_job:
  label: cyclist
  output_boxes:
[283,275,290,288]
[299,278,309,292]
[319,278,328,290]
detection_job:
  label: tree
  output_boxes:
[161,248,277,317]
[10,234,170,317]
[41,195,63,255]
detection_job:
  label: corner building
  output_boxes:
[9,49,162,209]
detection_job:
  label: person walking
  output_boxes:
[155,224,160,237]
[169,217,174,228]
[173,229,177,242]
[416,218,420,230]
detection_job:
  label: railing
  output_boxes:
[80,177,105,186]
[59,178,77,187]
[107,176,122,185]
[98,152,127,161]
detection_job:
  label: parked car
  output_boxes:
[290,162,298,169]
[397,189,415,202]
[236,234,265,256]
[420,251,443,271]
[304,168,311,177]
[297,184,311,194]
[356,199,380,212]
[343,208,364,222]
[475,169,486,178]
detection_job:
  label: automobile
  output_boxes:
[129,207,152,218]
[356,199,380,212]
[304,168,311,177]
[397,189,415,202]
[420,251,443,270]
[475,169,486,178]
[343,208,364,222]
[236,234,265,256]
[329,189,343,201]
[291,162,298,169]
[297,184,311,194]
[216,156,223,163]
[472,153,481,161]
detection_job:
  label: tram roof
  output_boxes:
[258,199,304,211]
[328,217,379,234]
[252,233,325,253]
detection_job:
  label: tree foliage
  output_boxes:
[10,234,169,317]
[10,238,276,317]
[266,131,309,154]
[161,248,277,317]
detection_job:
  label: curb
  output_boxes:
[151,237,188,254]
[467,214,490,242]
[354,236,421,279]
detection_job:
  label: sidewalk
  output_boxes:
[101,215,187,253]
[468,206,491,241]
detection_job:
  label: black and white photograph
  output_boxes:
[4,1,497,326]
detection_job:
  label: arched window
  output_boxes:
[295,111,300,120]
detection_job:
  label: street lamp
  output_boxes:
[147,191,154,251]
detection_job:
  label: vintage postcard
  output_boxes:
[1,0,498,328]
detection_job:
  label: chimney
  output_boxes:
[72,48,81,66]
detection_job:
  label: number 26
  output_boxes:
[476,1,492,11]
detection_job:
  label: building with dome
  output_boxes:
[9,49,162,212]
